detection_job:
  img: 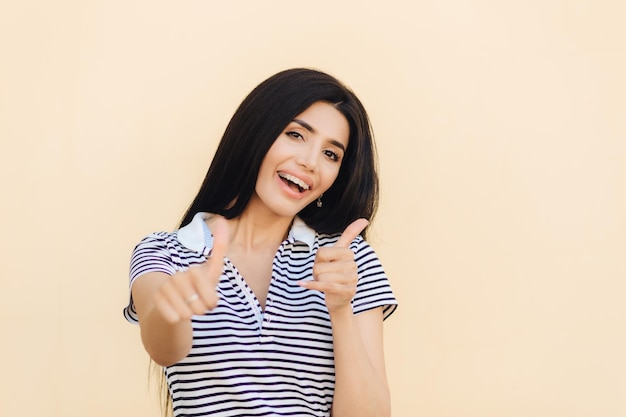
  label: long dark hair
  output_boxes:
[180,68,379,238]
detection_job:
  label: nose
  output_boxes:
[296,144,319,171]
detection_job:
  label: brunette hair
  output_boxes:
[180,68,379,237]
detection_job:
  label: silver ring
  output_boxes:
[185,293,200,305]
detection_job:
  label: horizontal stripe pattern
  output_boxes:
[124,221,397,417]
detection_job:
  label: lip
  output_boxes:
[278,170,314,190]
[276,170,314,199]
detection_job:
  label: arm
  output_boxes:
[300,219,392,417]
[131,217,229,367]
[330,306,390,417]
[131,272,195,366]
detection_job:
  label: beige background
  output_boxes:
[1,1,625,416]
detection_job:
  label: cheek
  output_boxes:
[254,162,276,193]
[320,166,342,191]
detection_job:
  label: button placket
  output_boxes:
[241,280,263,330]
[264,296,272,325]
[259,242,287,343]
[226,259,264,331]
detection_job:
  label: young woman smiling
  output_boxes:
[124,68,398,417]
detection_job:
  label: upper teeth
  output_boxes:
[279,173,310,190]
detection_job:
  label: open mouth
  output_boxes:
[278,172,310,193]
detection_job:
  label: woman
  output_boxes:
[124,68,398,417]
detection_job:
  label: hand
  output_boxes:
[153,216,229,324]
[299,218,369,313]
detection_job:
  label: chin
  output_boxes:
[269,201,312,218]
[272,206,306,218]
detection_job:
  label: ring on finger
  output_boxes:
[185,293,200,305]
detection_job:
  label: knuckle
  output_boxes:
[311,265,321,278]
[163,313,178,324]
[192,305,206,315]
[180,308,193,321]
[206,298,218,310]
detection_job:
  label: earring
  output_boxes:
[316,195,323,208]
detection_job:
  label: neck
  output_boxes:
[227,208,294,253]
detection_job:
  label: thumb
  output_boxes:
[334,218,369,248]
[205,216,229,279]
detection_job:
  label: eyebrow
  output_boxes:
[292,119,346,152]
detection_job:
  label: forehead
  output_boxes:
[292,102,350,147]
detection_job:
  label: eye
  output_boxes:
[323,149,340,162]
[286,131,304,140]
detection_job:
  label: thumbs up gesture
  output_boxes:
[299,218,369,313]
[153,216,229,324]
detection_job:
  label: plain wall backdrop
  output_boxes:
[1,1,625,416]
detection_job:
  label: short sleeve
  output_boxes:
[351,238,398,320]
[123,233,177,324]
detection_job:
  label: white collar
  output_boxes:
[177,212,316,255]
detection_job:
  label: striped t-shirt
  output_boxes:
[124,212,398,417]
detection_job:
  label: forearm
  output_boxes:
[140,307,194,367]
[132,272,198,366]
[330,307,390,417]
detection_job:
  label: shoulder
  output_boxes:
[131,230,190,259]
[134,230,178,249]
[130,228,206,276]
[129,232,180,275]
[316,231,365,249]
[314,230,377,267]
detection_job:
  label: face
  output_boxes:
[251,101,350,219]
